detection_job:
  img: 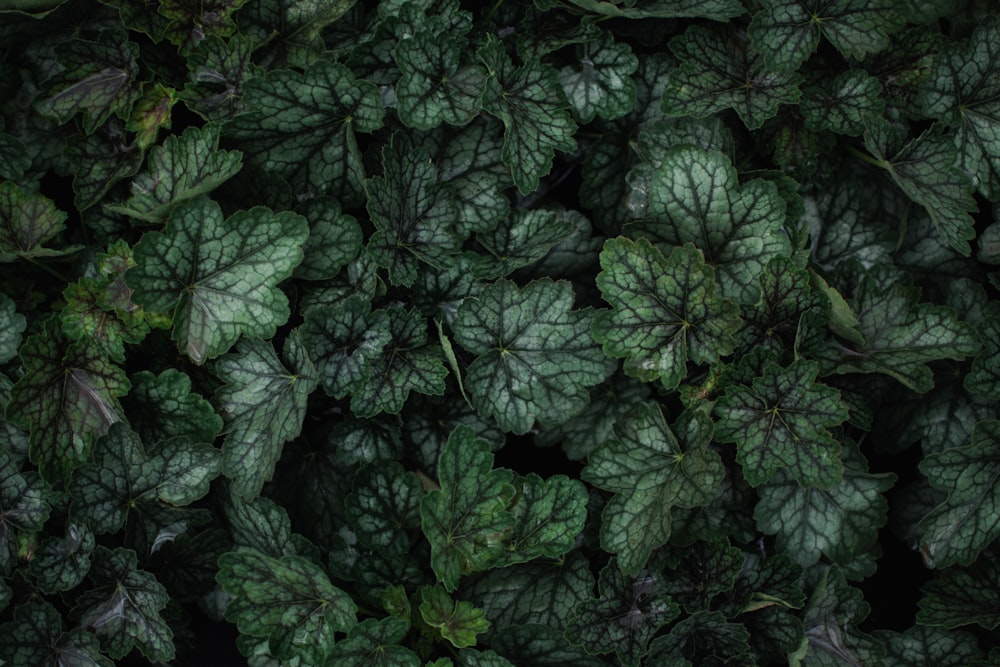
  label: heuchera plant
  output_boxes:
[1,0,999,664]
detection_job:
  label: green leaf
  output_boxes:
[966,315,1000,399]
[793,567,884,666]
[464,551,595,635]
[106,124,242,224]
[74,546,174,662]
[665,25,803,130]
[345,461,423,551]
[628,146,793,304]
[268,0,357,67]
[217,549,358,664]
[480,35,577,193]
[490,624,606,667]
[749,0,907,72]
[157,0,248,49]
[499,473,587,566]
[0,181,69,261]
[0,602,113,667]
[182,34,258,121]
[863,123,977,256]
[28,521,95,594]
[754,442,895,567]
[878,626,985,667]
[453,278,613,434]
[561,0,743,20]
[326,617,420,666]
[593,238,740,388]
[221,487,302,559]
[917,555,1000,629]
[801,71,885,136]
[647,610,753,666]
[417,119,510,239]
[917,420,1000,568]
[567,560,680,666]
[419,585,490,649]
[66,122,144,212]
[0,132,29,181]
[67,423,221,534]
[125,82,177,150]
[737,256,828,352]
[301,296,392,400]
[7,320,129,481]
[806,178,895,273]
[659,539,744,613]
[214,332,317,501]
[294,196,363,281]
[395,31,485,130]
[829,273,979,392]
[223,59,383,206]
[0,294,25,363]
[35,29,141,134]
[475,209,576,279]
[715,360,848,488]
[127,196,309,364]
[350,305,448,417]
[920,17,1000,200]
[420,425,515,591]
[582,404,724,575]
[536,373,650,461]
[558,31,638,123]
[0,449,50,576]
[366,135,460,287]
[123,369,223,445]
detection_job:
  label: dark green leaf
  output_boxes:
[106,124,242,224]
[454,278,613,434]
[558,31,638,123]
[345,461,423,551]
[561,0,742,20]
[123,369,223,445]
[794,567,884,667]
[127,197,309,364]
[28,522,94,594]
[665,25,802,130]
[223,59,383,205]
[583,404,724,575]
[0,602,113,667]
[917,555,1000,629]
[480,36,577,193]
[628,146,793,304]
[395,31,485,130]
[75,546,174,662]
[7,320,129,481]
[877,626,985,667]
[918,420,1000,568]
[214,332,317,501]
[0,293,26,363]
[475,209,575,279]
[0,449,50,576]
[294,196,363,281]
[593,238,740,388]
[218,549,357,664]
[500,473,587,566]
[420,425,515,591]
[181,34,258,121]
[749,0,907,71]
[420,585,490,648]
[326,617,420,666]
[0,181,69,262]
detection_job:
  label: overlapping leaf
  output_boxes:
[920,18,1000,200]
[0,181,70,262]
[123,369,223,445]
[453,278,613,434]
[107,124,243,223]
[420,425,515,591]
[583,404,724,575]
[67,423,221,534]
[6,320,129,481]
[558,32,638,123]
[665,25,802,130]
[917,420,1000,568]
[217,549,357,664]
[0,450,50,577]
[396,31,485,129]
[715,360,848,488]
[367,135,460,286]
[593,238,740,388]
[74,547,174,662]
[0,602,113,667]
[223,59,383,205]
[127,197,309,364]
[214,333,317,501]
[480,36,577,193]
[749,0,907,72]
[628,146,793,304]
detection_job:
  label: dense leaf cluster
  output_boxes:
[1,0,999,664]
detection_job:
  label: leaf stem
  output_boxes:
[847,145,886,170]
[24,256,69,283]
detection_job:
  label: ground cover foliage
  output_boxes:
[1,0,999,664]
